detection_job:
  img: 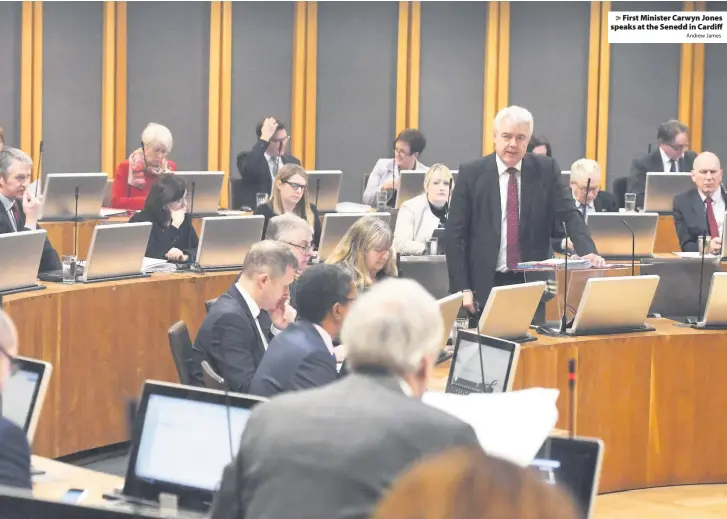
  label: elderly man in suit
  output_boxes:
[190,241,298,393]
[232,117,301,210]
[0,147,61,273]
[673,151,726,254]
[446,105,604,316]
[210,278,481,519]
[627,119,697,209]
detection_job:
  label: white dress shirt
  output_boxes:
[313,324,335,356]
[495,155,522,272]
[660,147,680,172]
[573,197,595,214]
[700,188,725,238]
[235,284,270,350]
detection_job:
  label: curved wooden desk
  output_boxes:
[433,319,727,493]
[4,272,238,460]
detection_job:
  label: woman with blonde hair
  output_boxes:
[393,164,453,255]
[326,216,397,290]
[254,163,322,247]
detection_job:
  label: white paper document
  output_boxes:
[422,388,559,467]
[673,251,719,259]
[143,257,178,273]
[335,202,371,213]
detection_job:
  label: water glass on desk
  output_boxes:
[698,235,712,255]
[426,237,438,255]
[62,255,77,284]
[624,193,637,212]
[376,190,390,211]
[450,317,469,345]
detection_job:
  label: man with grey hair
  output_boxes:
[447,106,603,322]
[627,119,697,209]
[191,240,299,392]
[0,311,32,489]
[0,147,61,273]
[210,278,481,519]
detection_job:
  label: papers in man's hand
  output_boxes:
[142,257,177,273]
[423,388,559,467]
[517,258,592,270]
[673,251,719,259]
[335,202,372,213]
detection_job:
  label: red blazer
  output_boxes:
[110,160,177,210]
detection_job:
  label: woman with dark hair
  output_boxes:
[527,135,552,157]
[129,173,198,262]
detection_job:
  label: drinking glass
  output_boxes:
[624,193,637,212]
[62,255,78,284]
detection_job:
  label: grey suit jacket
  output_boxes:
[210,370,481,519]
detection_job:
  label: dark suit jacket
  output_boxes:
[627,149,697,208]
[446,152,597,308]
[249,320,337,398]
[128,210,199,261]
[232,139,301,209]
[0,417,32,490]
[190,286,273,393]
[210,369,481,519]
[551,190,618,253]
[253,201,322,248]
[673,186,727,252]
[0,201,62,273]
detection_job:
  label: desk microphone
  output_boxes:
[580,178,591,220]
[620,219,636,276]
[34,140,44,198]
[648,143,652,155]
[568,358,576,438]
[695,200,710,323]
[560,222,570,334]
[188,181,204,274]
[73,186,79,259]
[314,177,321,210]
[472,298,491,394]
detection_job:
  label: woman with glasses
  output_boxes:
[326,216,398,291]
[393,164,453,255]
[111,123,176,210]
[363,129,428,207]
[129,173,198,263]
[254,164,322,248]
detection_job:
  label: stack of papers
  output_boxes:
[517,258,592,270]
[335,202,372,213]
[673,251,719,259]
[142,257,177,273]
[100,207,129,217]
[423,388,559,466]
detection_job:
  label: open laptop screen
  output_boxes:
[445,331,519,394]
[2,357,51,442]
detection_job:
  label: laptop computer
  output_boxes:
[478,281,546,343]
[398,255,449,299]
[40,173,109,221]
[197,216,265,271]
[438,292,463,347]
[395,171,426,209]
[306,170,342,212]
[0,230,47,295]
[695,273,727,329]
[123,381,265,512]
[445,330,520,395]
[531,436,604,519]
[318,212,391,261]
[585,212,658,259]
[567,275,660,336]
[175,172,224,216]
[2,356,52,444]
[643,172,693,212]
[82,222,152,283]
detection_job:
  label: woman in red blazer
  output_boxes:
[111,123,177,210]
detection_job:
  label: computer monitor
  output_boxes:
[175,172,224,216]
[123,381,266,511]
[318,213,391,261]
[0,230,46,295]
[40,173,108,221]
[643,172,693,212]
[83,222,152,282]
[306,170,342,212]
[196,216,265,270]
[395,171,426,209]
[445,330,520,395]
[2,357,52,444]
[585,212,658,259]
[478,281,545,342]
[699,273,727,327]
[437,292,463,350]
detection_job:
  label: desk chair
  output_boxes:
[167,321,194,386]
[205,298,218,313]
[201,361,225,390]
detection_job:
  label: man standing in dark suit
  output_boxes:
[0,147,61,273]
[210,278,483,519]
[190,241,299,393]
[627,119,697,209]
[232,117,302,209]
[446,106,604,314]
[250,264,356,398]
[673,151,725,254]
[0,311,32,490]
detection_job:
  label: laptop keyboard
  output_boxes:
[449,378,481,395]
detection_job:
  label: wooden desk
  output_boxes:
[655,215,679,253]
[433,319,727,493]
[4,272,238,459]
[32,455,122,506]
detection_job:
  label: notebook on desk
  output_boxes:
[196,216,264,271]
[585,212,658,259]
[478,282,545,343]
[40,173,108,221]
[306,170,342,212]
[2,356,52,444]
[318,212,391,261]
[175,172,224,216]
[82,222,152,283]
[643,172,693,213]
[0,230,47,295]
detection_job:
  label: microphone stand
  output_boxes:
[73,187,79,258]
[34,140,44,198]
[314,177,320,210]
[696,203,709,323]
[395,252,402,278]
[568,358,576,438]
[581,178,591,220]
[188,181,204,275]
[560,223,569,334]
[621,219,636,276]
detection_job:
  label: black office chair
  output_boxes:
[205,298,218,313]
[167,321,194,386]
[614,177,628,209]
[201,360,226,391]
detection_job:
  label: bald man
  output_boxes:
[552,158,617,253]
[0,311,32,489]
[673,151,726,254]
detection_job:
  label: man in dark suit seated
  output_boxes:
[626,119,697,209]
[446,105,604,317]
[0,147,61,273]
[232,117,302,210]
[249,264,356,398]
[210,278,482,519]
[673,151,725,254]
[0,311,32,490]
[190,241,299,393]
[552,158,618,253]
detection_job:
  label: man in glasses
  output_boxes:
[0,311,31,489]
[233,117,302,210]
[627,119,697,209]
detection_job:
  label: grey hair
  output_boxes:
[0,147,33,179]
[141,123,174,150]
[657,120,689,145]
[0,311,18,357]
[342,278,443,374]
[242,240,299,280]
[265,213,313,242]
[569,158,601,184]
[493,106,534,137]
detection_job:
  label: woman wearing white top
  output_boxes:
[363,129,427,207]
[394,164,453,255]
